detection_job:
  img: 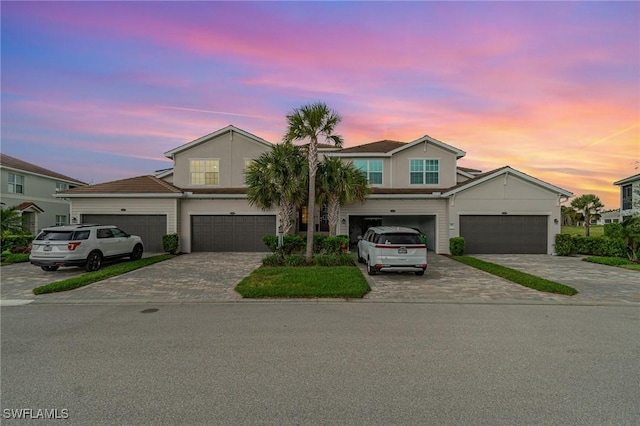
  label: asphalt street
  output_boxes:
[1,303,639,425]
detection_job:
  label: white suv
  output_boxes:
[30,224,144,272]
[357,226,427,276]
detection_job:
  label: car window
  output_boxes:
[97,229,113,239]
[381,233,421,245]
[72,230,90,240]
[35,231,74,241]
[111,228,128,238]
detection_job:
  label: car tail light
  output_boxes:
[67,241,81,251]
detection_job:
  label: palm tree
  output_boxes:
[0,206,27,237]
[317,157,370,236]
[570,194,604,236]
[284,102,344,263]
[245,143,307,234]
[561,205,579,226]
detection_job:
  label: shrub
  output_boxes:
[604,223,623,239]
[261,253,285,266]
[1,235,35,253]
[285,254,306,266]
[449,237,465,256]
[162,233,179,254]
[262,234,305,254]
[313,234,327,254]
[554,234,574,256]
[322,236,350,255]
[10,245,31,254]
[313,253,355,266]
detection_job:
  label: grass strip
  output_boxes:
[236,265,370,298]
[583,256,640,271]
[451,256,578,296]
[33,254,175,295]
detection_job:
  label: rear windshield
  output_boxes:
[378,233,421,245]
[35,230,90,241]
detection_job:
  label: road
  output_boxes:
[2,302,639,425]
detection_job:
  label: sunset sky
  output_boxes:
[2,1,638,208]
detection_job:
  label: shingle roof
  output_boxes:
[444,166,510,193]
[458,166,482,174]
[59,175,182,195]
[16,201,45,212]
[188,188,248,194]
[614,173,640,185]
[369,187,446,195]
[338,140,407,153]
[0,153,86,185]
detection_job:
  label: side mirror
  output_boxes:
[357,235,363,240]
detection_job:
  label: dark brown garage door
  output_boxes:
[82,214,167,252]
[191,215,276,252]
[460,215,548,254]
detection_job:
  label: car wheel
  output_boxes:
[367,258,377,276]
[130,244,143,260]
[85,251,102,272]
[415,270,425,276]
[41,265,59,272]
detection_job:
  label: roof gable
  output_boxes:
[164,125,273,159]
[389,135,466,158]
[0,153,86,185]
[442,166,573,197]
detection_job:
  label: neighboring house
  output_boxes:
[614,173,640,219]
[0,153,86,234]
[594,209,621,225]
[57,125,573,254]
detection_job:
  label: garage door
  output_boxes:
[191,215,276,252]
[460,215,547,254]
[82,214,167,252]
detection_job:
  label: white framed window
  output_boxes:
[55,182,69,192]
[410,159,439,185]
[55,215,67,226]
[354,159,383,185]
[190,159,219,185]
[8,173,24,194]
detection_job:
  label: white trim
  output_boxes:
[388,135,466,158]
[54,193,183,198]
[189,158,220,186]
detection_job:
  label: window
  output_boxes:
[55,215,67,226]
[354,159,383,185]
[8,173,24,194]
[410,159,439,185]
[190,159,219,185]
[622,184,632,210]
[55,182,69,192]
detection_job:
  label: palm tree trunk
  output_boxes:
[328,195,340,237]
[305,140,318,263]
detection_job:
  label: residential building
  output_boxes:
[0,154,86,234]
[57,125,572,254]
[614,173,640,218]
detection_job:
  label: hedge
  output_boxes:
[1,235,35,253]
[555,234,627,258]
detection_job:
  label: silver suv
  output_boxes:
[30,224,144,272]
[357,226,427,276]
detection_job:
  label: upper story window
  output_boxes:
[354,159,383,185]
[410,159,439,185]
[8,173,24,194]
[622,184,633,210]
[55,215,67,226]
[190,159,219,185]
[55,182,69,192]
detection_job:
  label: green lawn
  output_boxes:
[236,266,370,298]
[583,256,640,271]
[33,255,175,294]
[561,225,604,237]
[451,256,578,295]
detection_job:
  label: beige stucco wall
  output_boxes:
[339,198,449,254]
[448,173,562,254]
[172,132,271,188]
[390,143,459,188]
[179,198,278,253]
[69,198,178,234]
